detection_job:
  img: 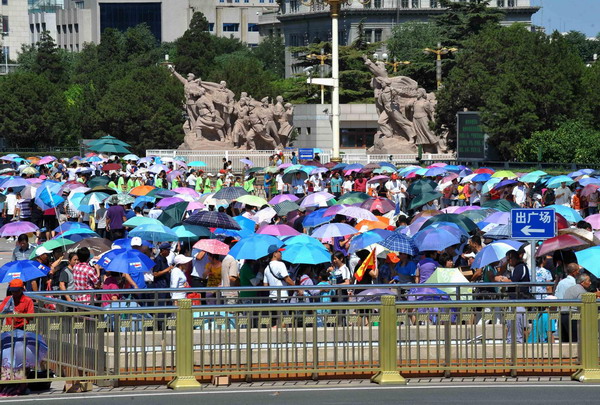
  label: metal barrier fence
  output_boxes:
[1,293,599,389]
[145,149,455,172]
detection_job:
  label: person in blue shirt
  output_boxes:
[291,152,298,165]
[329,172,343,199]
[391,252,417,284]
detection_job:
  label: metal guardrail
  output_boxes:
[2,294,599,389]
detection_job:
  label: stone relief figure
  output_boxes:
[170,66,294,150]
[362,55,440,154]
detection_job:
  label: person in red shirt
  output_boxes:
[0,279,34,330]
[354,173,367,193]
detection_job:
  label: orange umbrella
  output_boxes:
[129,185,156,196]
[27,156,41,164]
[356,219,389,232]
[375,216,391,225]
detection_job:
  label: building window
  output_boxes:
[223,23,239,32]
[340,128,376,148]
[363,29,372,43]
[2,46,9,60]
[430,0,438,7]
[244,0,249,3]
[259,0,264,3]
[496,0,504,6]
[290,0,299,11]
[412,0,420,8]
[401,0,409,8]
[68,24,73,33]
[75,24,79,33]
[235,0,239,2]
[42,23,46,31]
[248,23,259,32]
[373,0,382,7]
[374,29,382,42]
[508,0,515,6]
[30,24,35,34]
[208,23,214,31]
[1,0,7,5]
[99,3,162,42]
[1,16,9,35]
[75,1,84,9]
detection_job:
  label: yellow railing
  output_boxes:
[1,295,599,389]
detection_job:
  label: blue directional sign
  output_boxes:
[510,208,556,240]
[298,148,314,160]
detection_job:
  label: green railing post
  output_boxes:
[371,295,406,385]
[168,299,201,389]
[572,293,600,383]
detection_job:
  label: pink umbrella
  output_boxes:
[301,191,335,208]
[344,167,362,175]
[166,170,183,182]
[278,163,292,169]
[442,173,459,183]
[582,184,600,197]
[323,204,350,217]
[173,160,188,170]
[0,221,39,237]
[26,178,44,184]
[406,171,419,179]
[172,187,200,198]
[269,194,299,205]
[37,156,57,165]
[186,201,206,211]
[193,239,230,255]
[256,224,300,236]
[157,197,184,208]
[427,163,447,168]
[441,206,463,214]
[366,175,390,184]
[585,214,600,230]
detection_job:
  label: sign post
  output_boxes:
[510,208,556,283]
[298,148,314,161]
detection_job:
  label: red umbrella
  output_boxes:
[556,213,569,230]
[193,239,230,255]
[303,160,324,168]
[536,234,590,257]
[474,168,495,175]
[360,197,395,213]
[324,162,337,169]
[102,163,121,171]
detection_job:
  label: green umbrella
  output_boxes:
[107,193,135,205]
[29,238,75,258]
[87,176,111,188]
[335,192,369,205]
[407,179,437,196]
[273,200,300,216]
[87,135,131,148]
[461,208,496,223]
[421,213,478,233]
[157,201,188,228]
[247,167,265,174]
[264,167,279,174]
[90,143,131,154]
[481,199,520,212]
[409,191,442,210]
[236,194,269,207]
[85,185,117,195]
[123,216,162,228]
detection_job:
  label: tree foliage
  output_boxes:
[252,35,286,78]
[434,0,504,46]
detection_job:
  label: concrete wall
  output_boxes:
[1,0,30,60]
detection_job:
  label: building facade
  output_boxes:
[1,0,30,61]
[275,0,539,76]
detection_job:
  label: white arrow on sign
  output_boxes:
[521,226,545,236]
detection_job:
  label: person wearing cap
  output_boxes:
[379,253,400,284]
[571,187,585,217]
[0,279,34,330]
[29,245,53,292]
[170,254,193,303]
[214,172,224,193]
[153,242,173,290]
[11,234,35,262]
[263,245,294,302]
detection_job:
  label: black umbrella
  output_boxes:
[87,176,110,188]
[184,211,241,230]
[274,200,300,216]
[213,186,248,201]
[68,237,113,256]
[84,186,117,195]
[157,201,188,228]
[283,170,308,184]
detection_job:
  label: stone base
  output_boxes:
[572,368,600,383]
[168,376,202,390]
[371,370,407,385]
[368,135,418,155]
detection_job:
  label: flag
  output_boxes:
[354,249,377,282]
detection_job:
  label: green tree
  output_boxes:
[252,35,286,78]
[435,25,585,158]
[387,22,444,91]
[582,60,600,128]
[208,51,275,99]
[0,72,72,147]
[434,0,504,46]
[172,12,215,78]
[563,31,600,63]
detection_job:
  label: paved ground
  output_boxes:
[1,378,599,404]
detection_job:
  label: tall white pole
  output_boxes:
[331,4,341,162]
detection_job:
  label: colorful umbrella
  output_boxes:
[348,229,393,254]
[273,200,300,216]
[128,223,178,242]
[185,211,242,230]
[123,216,163,228]
[471,240,524,268]
[0,260,48,282]
[129,185,156,196]
[213,187,248,201]
[536,234,590,257]
[413,228,461,252]
[269,194,299,205]
[301,191,335,207]
[256,224,301,237]
[0,221,38,237]
[156,197,185,208]
[377,233,417,255]
[311,223,357,239]
[173,224,211,240]
[98,248,155,274]
[545,204,584,223]
[236,194,269,207]
[575,247,600,278]
[193,239,230,255]
[68,238,113,256]
[337,206,378,221]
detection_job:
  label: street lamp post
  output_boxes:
[301,0,369,163]
[423,42,458,90]
[373,53,411,73]
[307,48,331,104]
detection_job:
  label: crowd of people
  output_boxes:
[0,152,599,344]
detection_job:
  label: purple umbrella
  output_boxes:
[401,217,428,237]
[356,289,398,303]
[1,177,29,189]
[166,170,183,182]
[310,167,329,175]
[37,156,57,165]
[278,163,292,169]
[149,164,169,174]
[323,204,350,217]
[311,223,357,239]
[240,158,254,166]
[0,221,39,237]
[337,206,378,221]
[269,194,299,205]
[424,167,447,177]
[256,224,301,236]
[493,179,518,189]
[484,211,510,225]
[366,175,390,184]
[156,197,184,208]
[172,187,200,198]
[301,191,335,208]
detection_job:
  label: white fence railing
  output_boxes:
[146,149,456,172]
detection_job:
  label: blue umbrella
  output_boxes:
[472,173,492,182]
[35,184,64,210]
[129,223,178,242]
[331,163,348,171]
[302,209,334,228]
[133,195,156,208]
[575,247,600,278]
[282,234,323,247]
[413,228,461,252]
[311,222,357,239]
[484,223,511,240]
[493,179,518,189]
[349,229,393,254]
[229,234,283,260]
[57,228,98,238]
[98,248,155,274]
[0,260,49,283]
[471,240,524,269]
[0,177,28,189]
[519,170,547,183]
[188,161,207,167]
[424,167,447,177]
[579,178,600,187]
[1,330,48,369]
[545,204,584,223]
[112,238,153,249]
[173,224,211,240]
[282,243,331,265]
[546,175,575,188]
[53,222,91,234]
[378,162,396,170]
[377,232,417,255]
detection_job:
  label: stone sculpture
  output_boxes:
[362,55,440,154]
[170,66,293,150]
